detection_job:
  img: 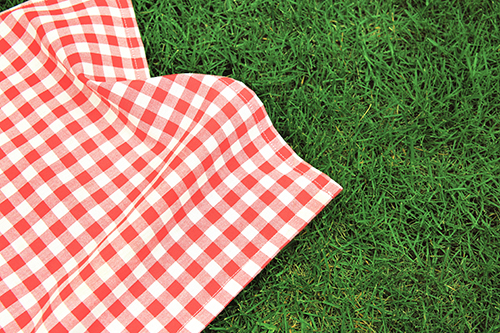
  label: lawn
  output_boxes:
[2,0,500,331]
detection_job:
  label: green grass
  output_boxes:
[2,0,500,331]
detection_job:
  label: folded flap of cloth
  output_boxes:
[0,0,342,332]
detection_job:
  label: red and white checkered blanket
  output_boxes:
[0,0,342,331]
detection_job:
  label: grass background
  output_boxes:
[2,0,500,331]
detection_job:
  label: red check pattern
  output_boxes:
[0,0,342,332]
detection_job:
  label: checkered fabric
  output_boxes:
[0,0,342,331]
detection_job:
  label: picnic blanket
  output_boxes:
[0,0,342,331]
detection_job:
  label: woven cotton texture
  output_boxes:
[0,0,342,332]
